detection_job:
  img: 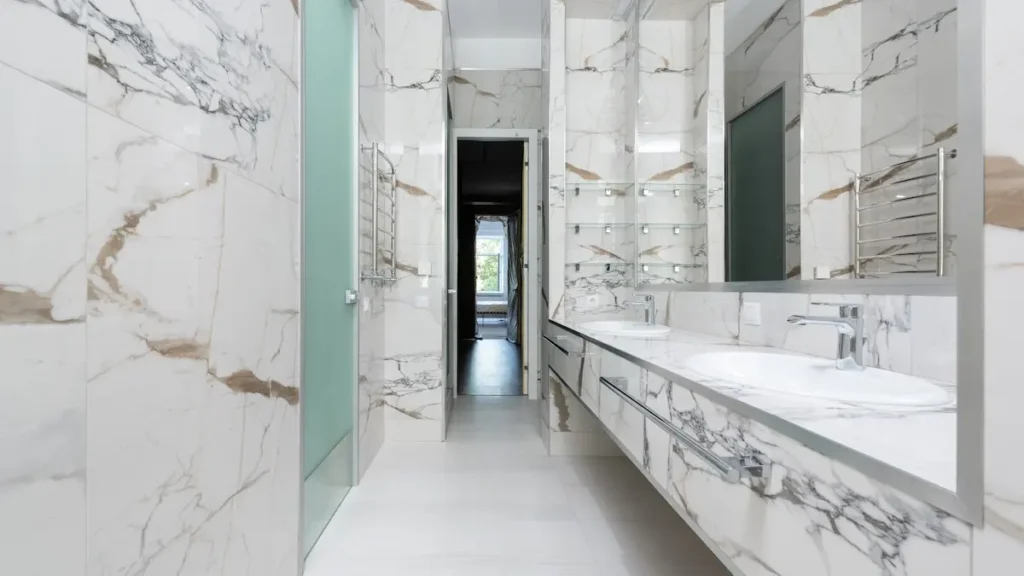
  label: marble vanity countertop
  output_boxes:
[550,318,957,492]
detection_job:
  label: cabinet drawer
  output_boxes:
[545,336,583,395]
[598,375,645,461]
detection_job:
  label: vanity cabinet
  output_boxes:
[544,321,972,576]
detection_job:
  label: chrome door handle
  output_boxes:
[447,289,457,295]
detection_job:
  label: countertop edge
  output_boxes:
[547,318,975,524]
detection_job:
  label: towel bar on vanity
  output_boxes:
[599,376,771,483]
[546,336,588,357]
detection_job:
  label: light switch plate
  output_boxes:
[813,266,831,279]
[740,302,761,326]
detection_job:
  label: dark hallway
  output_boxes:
[457,340,522,396]
[455,138,526,397]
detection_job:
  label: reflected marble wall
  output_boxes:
[382,0,446,441]
[0,0,302,574]
[800,0,862,279]
[562,12,637,320]
[859,0,958,277]
[725,0,802,278]
[448,69,543,129]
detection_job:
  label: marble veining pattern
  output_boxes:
[0,0,301,572]
[975,0,1024,570]
[357,0,387,474]
[448,69,543,129]
[660,380,969,576]
[381,0,446,440]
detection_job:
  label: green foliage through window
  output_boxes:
[476,255,500,292]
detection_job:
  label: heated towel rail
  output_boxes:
[851,147,954,278]
[361,143,398,282]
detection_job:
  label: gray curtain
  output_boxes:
[506,211,522,343]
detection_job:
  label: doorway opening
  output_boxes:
[446,130,540,404]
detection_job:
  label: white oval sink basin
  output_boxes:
[686,352,950,407]
[579,320,671,338]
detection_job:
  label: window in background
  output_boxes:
[476,223,507,297]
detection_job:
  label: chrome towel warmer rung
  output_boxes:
[361,142,398,283]
[851,147,954,278]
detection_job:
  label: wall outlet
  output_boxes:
[740,302,762,326]
[578,294,600,309]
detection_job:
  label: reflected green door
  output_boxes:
[302,0,357,556]
[727,88,786,281]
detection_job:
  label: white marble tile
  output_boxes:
[86,0,299,195]
[0,62,87,575]
[84,108,299,575]
[664,291,739,338]
[976,0,1024,562]
[0,0,86,98]
[662,392,969,576]
[449,69,543,129]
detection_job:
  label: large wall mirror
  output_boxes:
[630,0,981,524]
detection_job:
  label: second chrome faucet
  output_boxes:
[625,294,657,325]
[787,303,864,371]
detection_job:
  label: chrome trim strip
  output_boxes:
[956,0,985,526]
[550,318,975,523]
[636,277,956,295]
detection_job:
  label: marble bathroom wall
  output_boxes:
[636,5,707,285]
[358,0,388,474]
[975,0,1024,571]
[664,291,957,383]
[382,0,446,441]
[0,0,302,574]
[696,0,727,283]
[725,0,802,278]
[544,0,567,321]
[448,69,544,129]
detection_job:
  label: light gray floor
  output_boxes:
[304,397,727,575]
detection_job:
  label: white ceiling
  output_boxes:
[447,0,544,39]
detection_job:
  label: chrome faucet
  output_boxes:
[787,304,864,371]
[625,294,657,325]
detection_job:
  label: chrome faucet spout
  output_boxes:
[786,305,864,370]
[787,315,857,336]
[624,294,657,325]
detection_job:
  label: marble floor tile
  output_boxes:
[304,397,728,576]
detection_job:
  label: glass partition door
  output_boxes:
[302,0,358,557]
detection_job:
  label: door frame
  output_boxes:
[445,128,542,406]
